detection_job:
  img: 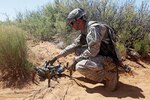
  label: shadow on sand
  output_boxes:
[76,77,145,99]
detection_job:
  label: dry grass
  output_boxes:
[0,25,32,87]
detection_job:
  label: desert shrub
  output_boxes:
[15,0,150,55]
[0,25,32,87]
[134,34,150,55]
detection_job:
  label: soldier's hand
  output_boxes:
[68,60,77,77]
[69,59,77,71]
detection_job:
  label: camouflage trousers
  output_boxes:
[75,47,116,82]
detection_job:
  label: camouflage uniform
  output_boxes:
[55,8,121,91]
[59,21,119,82]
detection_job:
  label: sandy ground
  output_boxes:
[0,40,150,100]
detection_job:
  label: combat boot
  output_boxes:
[104,71,118,91]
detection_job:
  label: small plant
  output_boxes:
[116,42,127,57]
[0,25,32,87]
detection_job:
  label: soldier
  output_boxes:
[49,8,121,91]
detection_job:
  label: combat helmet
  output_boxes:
[67,8,87,24]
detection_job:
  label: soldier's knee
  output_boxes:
[76,59,86,67]
[76,62,85,71]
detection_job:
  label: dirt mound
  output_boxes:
[0,40,150,100]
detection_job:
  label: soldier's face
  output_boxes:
[71,19,85,31]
